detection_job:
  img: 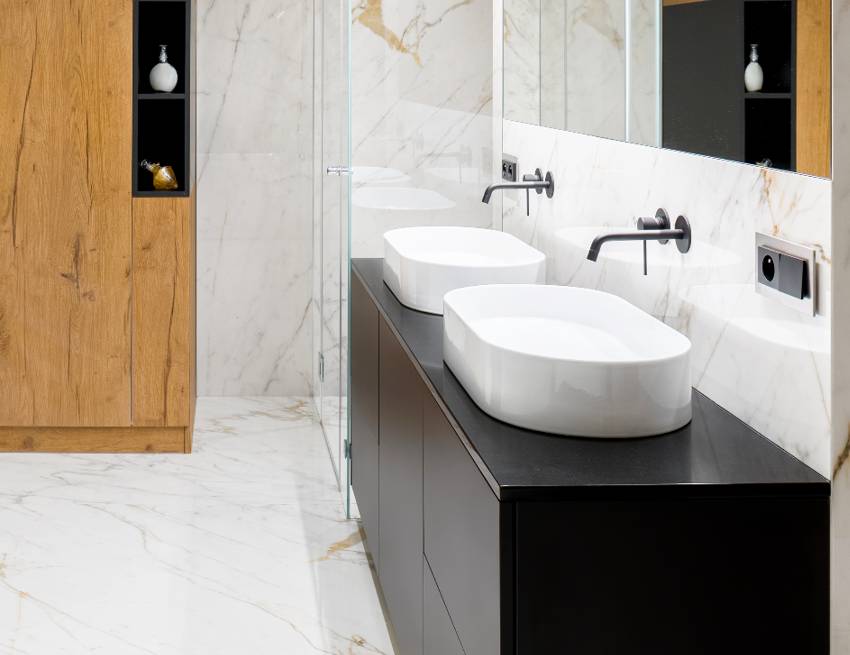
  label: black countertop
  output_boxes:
[353,258,829,501]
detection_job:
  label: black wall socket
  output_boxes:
[757,246,809,300]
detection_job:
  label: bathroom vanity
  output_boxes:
[351,258,829,655]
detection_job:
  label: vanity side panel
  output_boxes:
[424,396,504,655]
[515,498,829,655]
[351,274,381,563]
[379,318,424,655]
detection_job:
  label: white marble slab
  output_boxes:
[0,398,393,655]
[197,0,315,397]
[504,0,541,125]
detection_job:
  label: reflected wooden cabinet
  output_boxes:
[0,0,195,452]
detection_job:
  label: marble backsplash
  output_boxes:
[197,0,314,396]
[503,119,832,477]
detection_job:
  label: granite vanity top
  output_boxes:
[353,258,829,501]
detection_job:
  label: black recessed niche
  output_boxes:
[133,0,191,197]
[743,0,795,169]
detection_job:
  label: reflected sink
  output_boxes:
[353,187,456,211]
[353,166,411,185]
[383,227,546,314]
[443,285,692,438]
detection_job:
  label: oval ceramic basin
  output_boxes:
[443,285,692,438]
[383,227,546,314]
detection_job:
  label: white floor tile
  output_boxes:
[0,397,393,655]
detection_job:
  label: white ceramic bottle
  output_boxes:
[149,44,178,93]
[745,43,764,92]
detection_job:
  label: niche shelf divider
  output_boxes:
[133,0,192,197]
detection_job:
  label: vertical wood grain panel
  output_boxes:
[186,0,198,450]
[796,0,831,178]
[185,191,196,450]
[0,0,133,426]
[132,197,191,427]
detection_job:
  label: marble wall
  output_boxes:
[502,119,832,478]
[831,0,850,648]
[627,0,658,146]
[504,0,657,142]
[564,0,626,140]
[504,0,541,125]
[350,0,497,258]
[197,0,315,396]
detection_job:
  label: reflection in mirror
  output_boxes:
[503,0,831,177]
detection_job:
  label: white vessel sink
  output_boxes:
[443,285,692,438]
[383,227,546,314]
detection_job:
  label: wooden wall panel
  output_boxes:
[797,0,832,178]
[186,190,196,451]
[0,0,133,426]
[132,197,192,428]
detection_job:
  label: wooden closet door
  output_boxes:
[0,0,133,426]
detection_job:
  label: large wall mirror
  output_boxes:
[503,0,831,177]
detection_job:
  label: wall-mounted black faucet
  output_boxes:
[482,168,554,216]
[587,209,692,276]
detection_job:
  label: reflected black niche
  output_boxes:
[663,0,795,172]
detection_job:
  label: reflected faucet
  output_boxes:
[587,209,692,276]
[482,168,554,216]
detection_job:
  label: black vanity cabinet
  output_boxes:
[378,319,425,655]
[354,307,507,655]
[423,560,464,655]
[423,399,507,655]
[350,260,829,655]
[350,272,380,565]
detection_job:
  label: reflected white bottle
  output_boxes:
[149,44,178,93]
[745,43,764,92]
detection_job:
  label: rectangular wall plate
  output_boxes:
[502,154,517,182]
[754,233,817,316]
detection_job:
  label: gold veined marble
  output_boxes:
[352,0,419,64]
[352,0,475,66]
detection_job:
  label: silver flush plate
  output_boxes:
[754,232,817,316]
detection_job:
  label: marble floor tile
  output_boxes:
[0,398,393,655]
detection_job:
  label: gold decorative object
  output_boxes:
[140,159,179,191]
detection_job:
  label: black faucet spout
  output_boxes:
[585,210,692,276]
[481,169,554,205]
[482,180,550,204]
[585,229,685,261]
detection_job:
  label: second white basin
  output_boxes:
[383,227,545,314]
[443,285,692,438]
